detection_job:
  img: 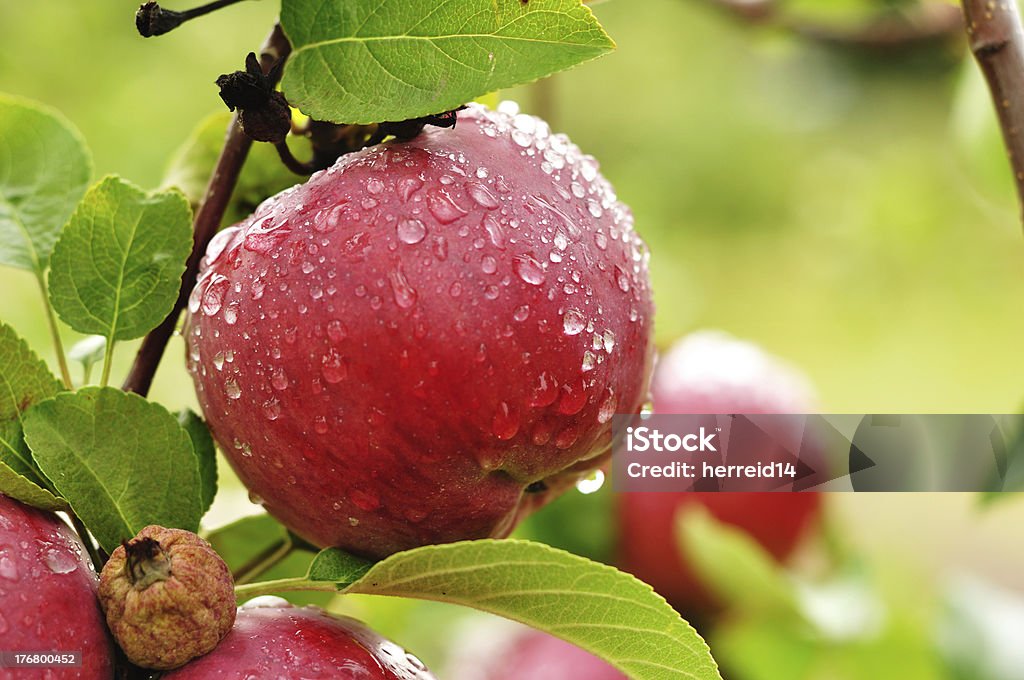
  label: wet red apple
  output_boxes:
[186,102,654,558]
[617,331,822,613]
[163,598,435,679]
[0,494,114,678]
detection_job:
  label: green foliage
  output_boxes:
[178,409,218,516]
[0,322,67,511]
[0,94,92,274]
[205,514,334,607]
[676,506,801,616]
[280,0,615,124]
[48,176,192,344]
[22,387,203,552]
[207,515,289,569]
[238,539,722,680]
[681,507,944,680]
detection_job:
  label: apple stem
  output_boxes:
[961,0,1024,227]
[122,24,291,397]
[275,141,316,176]
[698,0,963,52]
[232,538,295,585]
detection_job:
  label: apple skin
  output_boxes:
[462,628,625,680]
[617,331,822,613]
[186,102,654,558]
[163,598,435,679]
[0,494,114,679]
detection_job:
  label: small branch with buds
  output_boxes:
[136,0,249,37]
[961,0,1024,226]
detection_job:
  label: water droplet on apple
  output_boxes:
[581,351,596,372]
[225,379,242,399]
[557,378,587,415]
[388,264,418,309]
[555,424,579,449]
[314,416,329,434]
[0,554,18,580]
[44,548,79,575]
[603,330,615,353]
[398,177,423,202]
[562,309,585,336]
[201,275,229,316]
[512,254,545,285]
[528,371,558,407]
[426,188,467,224]
[531,420,553,445]
[397,218,426,245]
[262,399,281,421]
[597,388,617,423]
[491,401,520,440]
[321,349,348,383]
[482,214,505,249]
[466,181,499,209]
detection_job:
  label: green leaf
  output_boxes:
[163,112,310,228]
[47,176,193,341]
[0,93,92,273]
[22,386,202,553]
[280,0,615,124]
[206,514,333,607]
[676,506,801,617]
[0,322,67,511]
[178,410,217,516]
[240,540,721,680]
[207,514,292,572]
[308,547,375,583]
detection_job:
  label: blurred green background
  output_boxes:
[3,0,1024,677]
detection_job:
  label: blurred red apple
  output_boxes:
[0,494,114,678]
[617,331,822,613]
[186,102,654,558]
[163,598,435,679]
[450,622,624,680]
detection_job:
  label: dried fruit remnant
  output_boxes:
[98,525,236,670]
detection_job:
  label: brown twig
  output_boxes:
[962,0,1024,226]
[699,0,964,54]
[122,24,291,396]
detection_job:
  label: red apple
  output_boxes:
[617,331,822,613]
[163,598,435,679]
[454,625,625,680]
[0,494,114,678]
[186,102,654,558]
